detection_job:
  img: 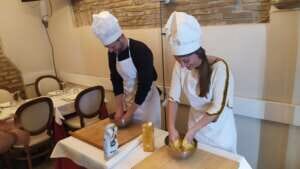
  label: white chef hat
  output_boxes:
[165,11,203,56]
[91,11,123,46]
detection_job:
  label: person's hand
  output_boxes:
[114,110,123,121]
[123,111,134,123]
[184,128,196,143]
[114,111,133,128]
[168,128,180,143]
[123,103,138,122]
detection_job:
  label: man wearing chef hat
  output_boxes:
[165,11,237,152]
[91,11,161,128]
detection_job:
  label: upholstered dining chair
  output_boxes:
[64,85,105,130]
[35,75,63,96]
[0,88,13,104]
[10,97,54,169]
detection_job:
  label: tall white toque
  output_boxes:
[91,11,123,46]
[165,11,203,56]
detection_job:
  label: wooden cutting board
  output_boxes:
[132,146,238,169]
[70,118,142,150]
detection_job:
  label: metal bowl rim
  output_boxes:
[164,135,197,159]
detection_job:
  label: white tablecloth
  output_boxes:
[0,89,81,124]
[0,106,18,121]
[51,136,143,169]
[51,129,252,169]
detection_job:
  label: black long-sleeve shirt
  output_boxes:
[108,38,158,105]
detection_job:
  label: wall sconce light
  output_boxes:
[40,0,49,28]
[161,0,175,4]
[21,0,50,28]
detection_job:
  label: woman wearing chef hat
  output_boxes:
[165,11,237,152]
[91,11,161,128]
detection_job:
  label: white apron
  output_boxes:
[188,107,237,153]
[182,66,237,153]
[115,40,161,128]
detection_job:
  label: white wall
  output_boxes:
[0,0,54,84]
[47,0,85,76]
[265,8,298,104]
[203,24,267,99]
[293,12,300,105]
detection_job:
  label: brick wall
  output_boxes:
[272,0,300,9]
[0,41,25,95]
[71,0,271,28]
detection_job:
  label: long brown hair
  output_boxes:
[195,47,212,97]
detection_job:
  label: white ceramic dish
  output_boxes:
[0,102,11,108]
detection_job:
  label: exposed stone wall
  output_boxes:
[71,0,271,28]
[0,40,25,94]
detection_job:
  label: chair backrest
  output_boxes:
[0,89,13,104]
[14,97,54,136]
[35,75,62,96]
[75,86,105,126]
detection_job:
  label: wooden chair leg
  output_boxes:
[24,145,32,169]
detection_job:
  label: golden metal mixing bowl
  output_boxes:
[164,136,197,159]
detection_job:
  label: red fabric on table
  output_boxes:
[55,158,86,169]
[53,122,68,143]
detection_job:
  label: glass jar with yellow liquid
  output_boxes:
[142,122,155,152]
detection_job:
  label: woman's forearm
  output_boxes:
[166,100,178,132]
[189,113,218,134]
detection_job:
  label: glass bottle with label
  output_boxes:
[142,122,155,152]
